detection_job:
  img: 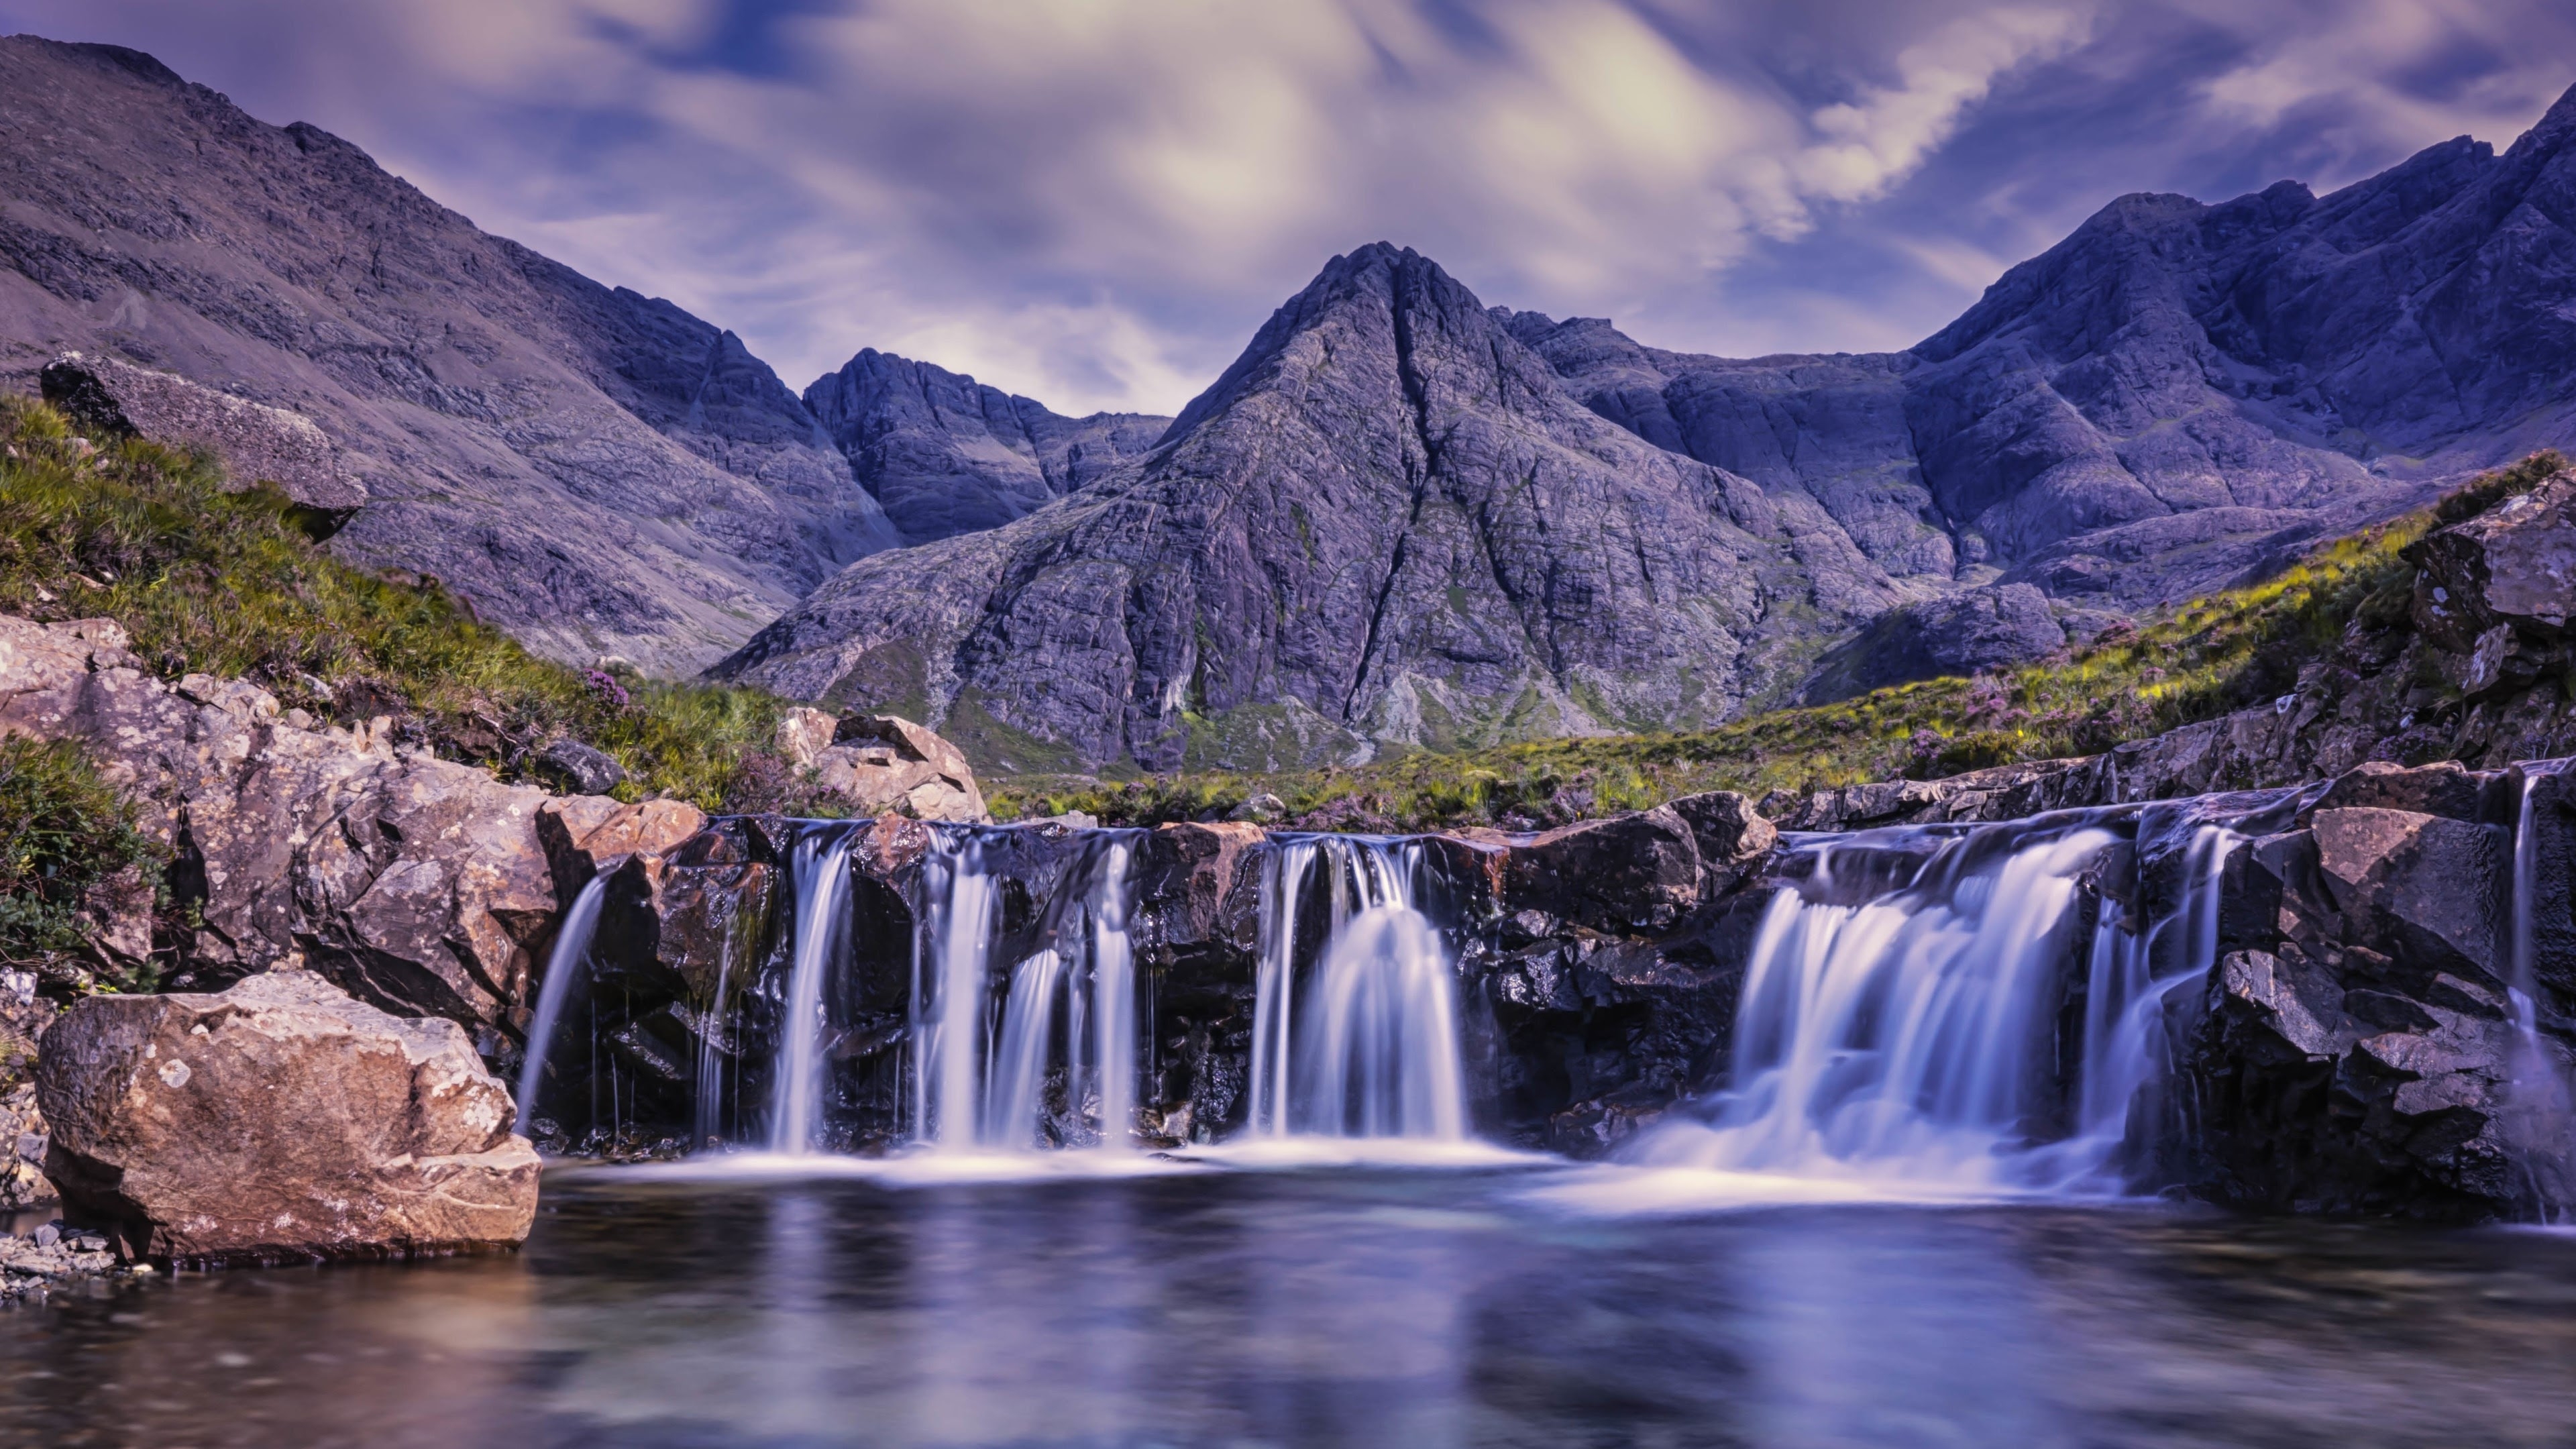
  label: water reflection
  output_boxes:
[6,1171,2576,1447]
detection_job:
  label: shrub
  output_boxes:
[0,735,163,994]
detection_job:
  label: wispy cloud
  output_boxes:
[3,0,2571,411]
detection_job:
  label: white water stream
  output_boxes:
[513,873,609,1133]
[1247,837,1468,1142]
[1623,815,2238,1197]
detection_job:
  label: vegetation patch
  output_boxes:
[0,735,164,1002]
[0,397,832,814]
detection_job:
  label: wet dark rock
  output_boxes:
[1472,808,1701,934]
[2307,808,2508,985]
[1799,584,2068,702]
[40,353,367,535]
[36,972,539,1264]
[2186,945,2522,1218]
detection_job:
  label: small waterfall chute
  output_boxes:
[1619,810,2240,1197]
[769,826,859,1155]
[2506,763,2576,1218]
[1246,836,1468,1144]
[514,873,610,1140]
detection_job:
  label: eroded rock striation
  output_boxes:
[36,971,539,1263]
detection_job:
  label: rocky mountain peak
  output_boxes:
[717,241,1903,772]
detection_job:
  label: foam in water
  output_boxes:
[514,873,609,1134]
[1605,813,2238,1203]
[1246,837,1467,1142]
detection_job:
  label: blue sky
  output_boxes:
[5,1,2571,415]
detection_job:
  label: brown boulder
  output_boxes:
[0,614,625,1039]
[35,972,539,1265]
[808,714,987,822]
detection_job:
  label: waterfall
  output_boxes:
[911,829,1142,1152]
[1246,837,1468,1142]
[1626,812,2235,1194]
[2506,765,2576,1217]
[514,873,609,1136]
[769,826,858,1155]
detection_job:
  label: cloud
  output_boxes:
[1,0,2571,411]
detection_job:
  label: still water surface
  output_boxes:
[6,1163,2576,1448]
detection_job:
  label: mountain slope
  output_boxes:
[803,349,1167,542]
[1511,82,2576,612]
[0,36,902,672]
[716,245,1905,771]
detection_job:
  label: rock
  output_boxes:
[1666,791,1777,895]
[1228,793,1288,824]
[2186,945,2523,1218]
[2412,472,2576,649]
[773,706,838,769]
[0,612,620,1040]
[2308,808,2509,983]
[34,972,539,1264]
[537,739,627,795]
[804,349,1169,543]
[39,353,368,535]
[0,1083,51,1210]
[1799,584,2068,702]
[807,714,987,822]
[536,797,710,897]
[2309,760,2491,822]
[714,244,1908,772]
[1472,807,1701,934]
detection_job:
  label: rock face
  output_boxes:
[40,353,367,534]
[1799,583,2067,702]
[0,38,901,673]
[718,244,1907,771]
[0,612,617,1047]
[804,349,1169,543]
[35,971,539,1264]
[1510,83,2576,618]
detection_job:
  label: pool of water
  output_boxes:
[7,1161,2576,1448]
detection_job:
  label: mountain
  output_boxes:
[803,350,1168,542]
[0,36,910,672]
[1507,82,2576,613]
[715,244,1910,771]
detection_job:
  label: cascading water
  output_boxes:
[2506,764,2576,1218]
[514,873,609,1136]
[769,826,858,1155]
[1625,811,2238,1194]
[908,829,1142,1153]
[1247,837,1467,1142]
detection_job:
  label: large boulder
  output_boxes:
[2306,807,2509,985]
[35,972,539,1264]
[40,353,368,537]
[2412,472,2576,651]
[0,613,619,1046]
[1468,807,1701,934]
[806,714,987,822]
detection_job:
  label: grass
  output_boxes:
[0,396,835,813]
[989,460,2532,833]
[0,735,163,999]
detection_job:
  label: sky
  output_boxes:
[4,1,2571,417]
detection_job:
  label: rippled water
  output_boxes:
[7,1165,2576,1448]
